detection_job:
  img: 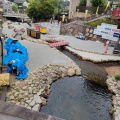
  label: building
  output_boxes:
[4,0,12,12]
[69,0,79,18]
[13,0,28,10]
[68,0,119,18]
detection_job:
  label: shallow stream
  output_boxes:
[41,49,112,120]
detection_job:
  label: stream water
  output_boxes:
[41,49,112,120]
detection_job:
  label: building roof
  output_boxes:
[14,0,26,3]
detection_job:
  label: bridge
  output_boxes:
[2,12,29,19]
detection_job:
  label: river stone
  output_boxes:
[29,100,35,107]
[67,68,75,76]
[18,94,24,99]
[32,104,40,112]
[28,88,32,94]
[117,81,120,90]
[14,92,19,97]
[16,102,20,106]
[27,106,31,110]
[59,67,67,76]
[9,96,14,100]
[33,94,42,104]
[26,100,32,104]
[75,68,81,76]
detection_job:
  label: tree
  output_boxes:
[12,4,18,12]
[91,0,105,7]
[116,2,120,8]
[80,0,86,6]
[26,0,58,21]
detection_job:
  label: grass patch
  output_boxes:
[109,107,116,114]
[114,74,120,80]
[86,17,115,27]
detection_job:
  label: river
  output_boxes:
[41,49,112,120]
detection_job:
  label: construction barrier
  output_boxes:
[34,23,47,34]
[27,28,40,39]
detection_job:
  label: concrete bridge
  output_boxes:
[2,12,29,19]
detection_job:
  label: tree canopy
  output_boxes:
[91,0,106,7]
[80,0,86,6]
[12,4,18,12]
[26,0,69,21]
[26,0,58,21]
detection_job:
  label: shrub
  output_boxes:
[86,17,115,27]
[80,0,87,6]
[109,107,116,114]
[114,74,120,80]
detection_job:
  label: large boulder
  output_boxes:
[80,61,108,86]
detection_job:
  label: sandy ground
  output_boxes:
[103,66,120,77]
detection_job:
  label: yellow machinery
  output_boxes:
[40,27,47,34]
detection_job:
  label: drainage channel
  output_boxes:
[41,48,112,120]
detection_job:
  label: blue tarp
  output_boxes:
[3,38,29,80]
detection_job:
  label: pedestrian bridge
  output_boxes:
[2,12,29,19]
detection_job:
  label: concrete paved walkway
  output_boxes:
[66,46,120,62]
[0,113,24,120]
[20,40,71,73]
[54,35,114,54]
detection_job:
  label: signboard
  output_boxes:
[101,23,118,29]
[93,23,119,41]
[113,33,120,38]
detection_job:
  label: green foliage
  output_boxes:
[116,2,120,8]
[57,0,69,14]
[26,0,57,21]
[80,0,86,6]
[91,0,105,7]
[12,4,18,12]
[114,74,120,80]
[109,107,116,114]
[87,17,115,27]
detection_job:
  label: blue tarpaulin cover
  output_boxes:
[3,38,29,80]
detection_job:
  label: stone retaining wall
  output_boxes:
[60,21,84,36]
[7,64,81,112]
[106,77,120,120]
[60,21,94,36]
